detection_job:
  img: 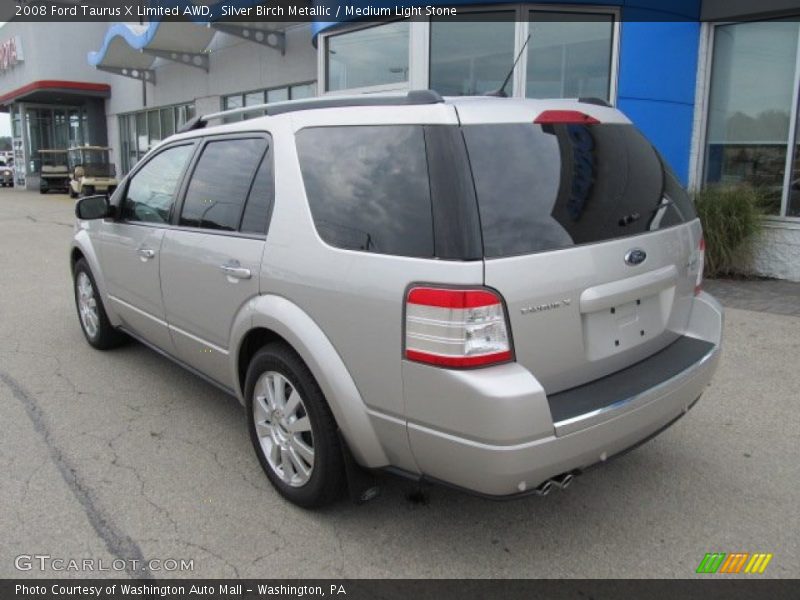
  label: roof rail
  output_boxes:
[177,90,445,134]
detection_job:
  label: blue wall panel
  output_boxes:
[616,98,696,181]
[616,16,700,184]
[617,20,700,105]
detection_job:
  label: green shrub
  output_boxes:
[694,185,763,278]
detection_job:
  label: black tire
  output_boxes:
[73,258,127,350]
[245,343,345,508]
[69,187,77,199]
[39,187,46,194]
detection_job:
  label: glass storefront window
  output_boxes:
[68,110,83,147]
[290,82,316,99]
[429,15,515,96]
[160,107,175,139]
[24,108,56,174]
[705,21,800,215]
[526,12,614,100]
[147,110,161,149]
[221,83,316,122]
[176,105,188,127]
[223,94,244,123]
[267,88,289,103]
[54,110,68,148]
[127,113,138,166]
[244,91,266,118]
[224,95,243,111]
[789,115,800,217]
[118,102,197,174]
[326,21,410,91]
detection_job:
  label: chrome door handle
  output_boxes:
[137,247,155,260]
[220,264,251,280]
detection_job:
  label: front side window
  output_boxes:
[180,138,267,231]
[326,22,410,91]
[429,15,516,96]
[296,126,434,257]
[526,12,614,101]
[122,144,194,224]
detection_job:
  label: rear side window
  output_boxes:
[180,138,267,231]
[463,123,697,258]
[296,126,434,258]
[239,151,274,235]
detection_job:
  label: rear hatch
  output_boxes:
[457,102,703,394]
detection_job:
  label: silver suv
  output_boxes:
[70,92,722,507]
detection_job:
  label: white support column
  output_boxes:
[689,22,714,192]
[409,20,430,91]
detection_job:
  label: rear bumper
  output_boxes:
[402,292,723,497]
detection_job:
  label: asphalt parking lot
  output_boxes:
[0,188,798,579]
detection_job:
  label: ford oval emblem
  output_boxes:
[625,248,647,266]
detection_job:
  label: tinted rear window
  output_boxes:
[296,126,434,258]
[463,123,696,258]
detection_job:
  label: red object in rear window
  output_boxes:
[534,110,601,125]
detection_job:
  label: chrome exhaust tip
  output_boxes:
[555,473,574,490]
[536,480,553,496]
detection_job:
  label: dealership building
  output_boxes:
[1,0,800,279]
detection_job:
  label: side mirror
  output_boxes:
[75,195,113,220]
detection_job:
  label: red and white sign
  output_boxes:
[0,36,24,72]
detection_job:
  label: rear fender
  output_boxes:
[230,295,389,468]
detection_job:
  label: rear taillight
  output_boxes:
[405,287,512,368]
[534,110,601,125]
[695,237,706,295]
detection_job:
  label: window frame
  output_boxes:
[171,132,275,240]
[697,19,800,221]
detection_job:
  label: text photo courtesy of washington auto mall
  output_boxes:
[0,0,799,599]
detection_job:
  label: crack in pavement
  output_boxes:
[24,215,74,228]
[0,369,152,579]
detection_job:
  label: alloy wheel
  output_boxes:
[76,271,99,339]
[252,371,315,487]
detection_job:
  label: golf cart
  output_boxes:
[68,146,118,198]
[39,149,70,194]
[0,157,13,187]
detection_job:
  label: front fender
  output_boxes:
[71,227,121,327]
[230,295,389,468]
